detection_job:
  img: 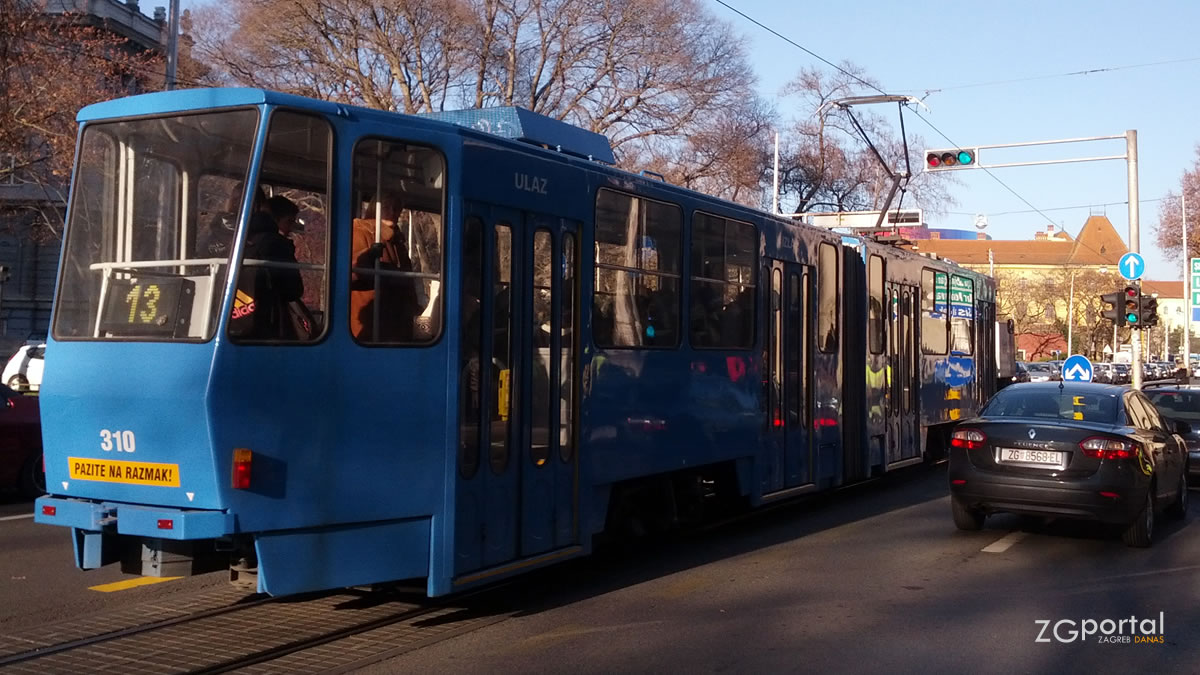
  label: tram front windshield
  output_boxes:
[53,110,260,341]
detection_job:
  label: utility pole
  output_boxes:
[1127,130,1142,389]
[1067,269,1075,356]
[1184,192,1191,379]
[165,0,180,90]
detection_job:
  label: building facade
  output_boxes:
[912,216,1183,361]
[0,0,174,355]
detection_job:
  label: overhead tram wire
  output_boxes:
[714,0,1070,250]
[946,196,1170,218]
[710,0,888,97]
[910,56,1200,98]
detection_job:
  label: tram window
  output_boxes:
[561,233,577,463]
[920,268,948,355]
[350,139,446,345]
[950,275,974,355]
[817,243,838,353]
[491,224,513,475]
[458,217,484,480]
[690,212,756,349]
[868,255,884,354]
[593,189,681,348]
[531,230,552,467]
[54,109,260,342]
[230,111,332,344]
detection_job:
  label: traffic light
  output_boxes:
[1139,294,1159,327]
[924,148,978,170]
[1101,290,1124,327]
[1123,285,1140,327]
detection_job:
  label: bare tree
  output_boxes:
[191,0,768,197]
[1154,145,1200,261]
[0,0,160,240]
[775,64,957,216]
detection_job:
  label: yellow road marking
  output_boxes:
[89,576,181,592]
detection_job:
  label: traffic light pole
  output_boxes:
[1128,130,1142,390]
[925,129,1143,387]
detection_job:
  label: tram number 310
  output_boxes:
[100,429,137,453]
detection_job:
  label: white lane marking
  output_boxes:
[0,513,35,521]
[982,531,1028,553]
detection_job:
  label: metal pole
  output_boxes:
[1185,192,1191,379]
[1128,129,1142,389]
[1067,269,1075,355]
[166,0,180,90]
[772,132,780,215]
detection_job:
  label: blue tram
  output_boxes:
[35,89,1000,596]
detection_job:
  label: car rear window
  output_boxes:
[983,389,1120,423]
[1147,391,1200,422]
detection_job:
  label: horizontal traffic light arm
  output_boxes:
[920,134,1130,172]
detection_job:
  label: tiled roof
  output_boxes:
[1142,280,1184,299]
[912,216,1128,266]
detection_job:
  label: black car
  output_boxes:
[1144,384,1200,485]
[948,382,1189,547]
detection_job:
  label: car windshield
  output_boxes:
[1147,391,1200,422]
[982,388,1120,424]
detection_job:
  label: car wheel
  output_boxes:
[6,374,28,391]
[17,451,45,501]
[1122,491,1154,547]
[1167,472,1189,520]
[951,496,985,531]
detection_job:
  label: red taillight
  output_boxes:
[1080,437,1137,460]
[815,417,838,428]
[950,428,986,450]
[41,505,56,516]
[951,479,966,485]
[157,519,174,530]
[1099,491,1121,499]
[232,448,252,489]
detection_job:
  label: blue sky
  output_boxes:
[709,0,1200,280]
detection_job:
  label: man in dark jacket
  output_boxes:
[232,197,304,340]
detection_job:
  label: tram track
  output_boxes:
[0,583,512,673]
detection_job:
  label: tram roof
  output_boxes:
[76,88,349,122]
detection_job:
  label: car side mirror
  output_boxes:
[1175,420,1192,436]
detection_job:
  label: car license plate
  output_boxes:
[998,448,1062,466]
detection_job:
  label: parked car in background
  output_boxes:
[1025,363,1059,382]
[1144,384,1200,485]
[1093,363,1114,384]
[1112,363,1132,385]
[2,343,45,392]
[0,384,43,499]
[949,381,1189,547]
[1011,362,1031,384]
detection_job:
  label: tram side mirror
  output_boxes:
[1006,318,1015,335]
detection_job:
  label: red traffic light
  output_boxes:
[924,148,977,171]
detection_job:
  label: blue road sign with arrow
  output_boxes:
[1061,354,1094,382]
[1119,252,1145,280]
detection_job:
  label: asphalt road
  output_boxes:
[0,494,228,633]
[357,465,1200,674]
[2,466,1198,672]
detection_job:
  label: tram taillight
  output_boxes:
[232,448,253,489]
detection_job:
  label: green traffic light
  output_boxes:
[957,151,974,165]
[1127,313,1138,323]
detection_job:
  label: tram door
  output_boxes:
[455,205,580,575]
[885,283,920,463]
[765,261,813,493]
